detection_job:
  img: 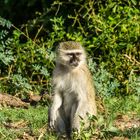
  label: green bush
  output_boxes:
[0,0,140,96]
[0,17,54,95]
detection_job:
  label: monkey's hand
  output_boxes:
[49,111,57,129]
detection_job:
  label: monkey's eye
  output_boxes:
[75,52,82,56]
[66,53,73,57]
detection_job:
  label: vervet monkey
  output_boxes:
[49,41,97,138]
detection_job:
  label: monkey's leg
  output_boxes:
[55,107,66,133]
[71,101,88,132]
[65,115,72,140]
[56,115,65,133]
[70,103,81,131]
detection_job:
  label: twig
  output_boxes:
[12,24,39,47]
[124,54,140,66]
[0,77,8,81]
[55,3,62,16]
[113,18,126,29]
[38,123,48,140]
[34,25,43,42]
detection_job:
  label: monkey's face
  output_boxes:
[58,50,86,69]
[66,52,81,67]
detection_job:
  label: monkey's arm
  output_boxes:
[49,92,62,128]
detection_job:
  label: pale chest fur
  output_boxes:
[53,69,87,98]
[53,69,88,115]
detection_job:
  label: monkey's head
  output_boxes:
[56,41,86,69]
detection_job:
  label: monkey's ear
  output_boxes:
[56,43,62,54]
[58,42,65,49]
[59,42,64,48]
[59,41,68,48]
[59,42,64,45]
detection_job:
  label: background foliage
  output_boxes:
[0,0,140,97]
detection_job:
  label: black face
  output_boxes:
[66,52,81,67]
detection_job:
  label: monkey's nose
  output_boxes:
[72,61,78,67]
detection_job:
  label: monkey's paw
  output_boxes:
[49,115,57,129]
[49,120,55,129]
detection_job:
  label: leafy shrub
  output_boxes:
[89,60,140,97]
[88,60,120,97]
[0,17,54,96]
[0,0,140,96]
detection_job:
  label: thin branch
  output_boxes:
[12,24,39,47]
[33,25,43,42]
[124,54,140,66]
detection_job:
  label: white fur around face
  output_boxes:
[57,49,86,69]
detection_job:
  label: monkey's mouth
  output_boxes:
[70,61,79,67]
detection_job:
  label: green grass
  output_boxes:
[0,95,140,140]
[102,95,140,140]
[0,106,49,140]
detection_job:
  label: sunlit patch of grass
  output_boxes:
[0,95,140,140]
[0,106,48,139]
